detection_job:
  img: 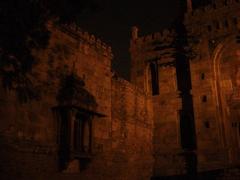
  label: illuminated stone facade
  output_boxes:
[0,23,153,180]
[1,0,240,179]
[185,0,240,172]
[130,0,240,178]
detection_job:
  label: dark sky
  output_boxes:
[79,0,210,80]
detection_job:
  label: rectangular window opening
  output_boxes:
[233,17,238,25]
[150,62,159,95]
[202,95,207,102]
[207,25,212,32]
[214,21,220,29]
[224,20,229,28]
[204,121,210,128]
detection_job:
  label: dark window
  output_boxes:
[56,109,93,171]
[202,95,207,102]
[233,17,238,25]
[213,3,216,9]
[74,113,92,156]
[236,35,240,43]
[150,62,159,95]
[201,73,205,80]
[224,20,229,28]
[204,121,210,128]
[215,21,220,29]
[73,117,85,152]
[232,122,238,127]
[238,123,240,134]
[207,25,212,32]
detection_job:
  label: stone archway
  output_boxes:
[213,38,240,164]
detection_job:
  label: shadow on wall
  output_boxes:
[53,72,98,172]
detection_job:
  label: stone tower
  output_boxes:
[130,27,190,176]
[185,0,240,171]
[130,0,240,178]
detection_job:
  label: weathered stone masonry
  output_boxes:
[0,23,153,180]
[129,0,240,178]
[1,0,240,179]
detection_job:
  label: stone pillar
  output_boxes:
[131,26,139,40]
[69,109,77,153]
[187,0,192,12]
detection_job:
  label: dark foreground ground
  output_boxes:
[152,168,240,180]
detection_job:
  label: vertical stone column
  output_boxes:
[187,0,192,12]
[88,117,93,153]
[131,26,139,40]
[80,118,85,152]
[69,109,77,154]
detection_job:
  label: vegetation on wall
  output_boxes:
[0,0,98,102]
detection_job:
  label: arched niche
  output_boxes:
[212,37,240,163]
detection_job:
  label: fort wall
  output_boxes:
[111,76,153,179]
[184,0,240,172]
[0,23,153,180]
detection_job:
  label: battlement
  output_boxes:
[112,72,148,96]
[185,0,240,38]
[131,28,176,48]
[130,27,176,65]
[185,0,240,22]
[55,23,113,57]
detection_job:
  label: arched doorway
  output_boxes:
[213,38,240,164]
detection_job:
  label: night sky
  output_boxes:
[79,0,210,80]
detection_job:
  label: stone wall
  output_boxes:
[152,65,184,177]
[130,27,185,177]
[111,76,154,180]
[129,1,240,176]
[185,0,240,172]
[185,0,240,39]
[0,23,154,180]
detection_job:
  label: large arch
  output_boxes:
[212,37,240,163]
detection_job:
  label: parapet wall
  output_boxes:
[111,75,153,179]
[130,28,177,69]
[130,29,176,49]
[112,73,148,95]
[54,23,113,58]
[187,0,240,18]
[185,0,240,37]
